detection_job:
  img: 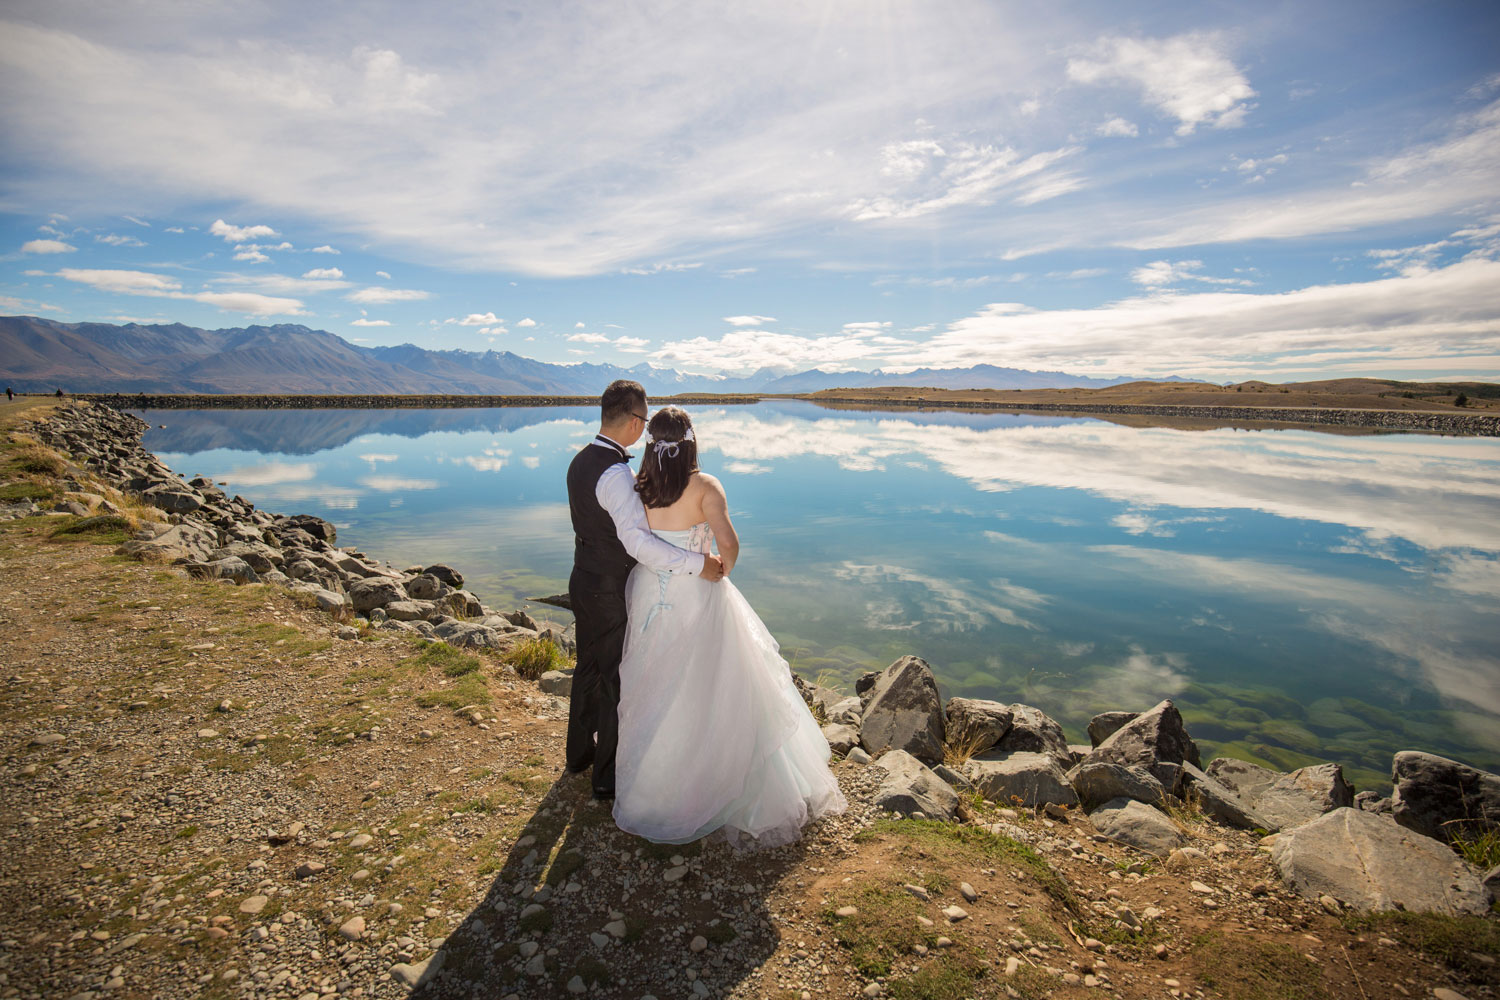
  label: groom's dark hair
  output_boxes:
[600,380,646,424]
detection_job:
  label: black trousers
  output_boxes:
[566,568,630,795]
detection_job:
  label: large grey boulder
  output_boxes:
[142,483,203,514]
[1389,751,1500,845]
[431,621,508,650]
[404,573,451,601]
[963,752,1078,808]
[826,696,863,727]
[1069,761,1164,811]
[422,563,464,588]
[114,522,217,563]
[1089,797,1186,856]
[384,600,435,622]
[858,656,946,766]
[1272,808,1489,915]
[349,578,408,614]
[1085,699,1200,792]
[984,703,1071,764]
[538,671,573,697]
[873,749,959,821]
[1256,763,1354,831]
[944,698,1013,756]
[1205,757,1282,805]
[1181,763,1271,830]
[211,541,282,574]
[821,723,859,756]
[187,556,259,585]
[276,514,337,544]
[1088,711,1138,748]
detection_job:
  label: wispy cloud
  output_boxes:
[21,239,75,254]
[210,219,279,243]
[348,287,429,303]
[1067,32,1256,135]
[54,267,306,315]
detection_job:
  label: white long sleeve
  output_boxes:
[596,461,705,575]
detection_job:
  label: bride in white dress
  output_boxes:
[612,406,847,848]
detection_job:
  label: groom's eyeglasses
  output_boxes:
[631,410,648,422]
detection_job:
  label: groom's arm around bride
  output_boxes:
[564,380,723,800]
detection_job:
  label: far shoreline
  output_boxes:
[58,389,1500,436]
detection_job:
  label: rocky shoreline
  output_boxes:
[4,398,1498,1000]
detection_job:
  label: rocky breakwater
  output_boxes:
[28,401,573,657]
[797,655,1500,919]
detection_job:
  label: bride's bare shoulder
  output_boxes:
[691,471,725,493]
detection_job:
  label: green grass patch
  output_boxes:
[1189,932,1328,1000]
[823,883,947,977]
[0,480,56,502]
[507,636,568,680]
[1448,825,1500,870]
[402,639,483,676]
[48,514,134,545]
[7,444,66,477]
[856,818,1078,912]
[174,825,198,839]
[414,670,490,709]
[1342,910,1500,981]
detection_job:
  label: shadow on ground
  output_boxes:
[412,774,810,999]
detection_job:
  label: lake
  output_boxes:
[134,401,1500,790]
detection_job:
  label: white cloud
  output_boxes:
[122,214,149,227]
[1130,259,1252,288]
[620,261,703,275]
[54,267,305,314]
[301,267,344,279]
[57,267,181,294]
[215,461,316,486]
[164,226,184,233]
[615,335,648,352]
[847,139,1082,220]
[360,475,440,491]
[1067,33,1256,135]
[210,219,278,242]
[516,317,536,327]
[191,291,305,315]
[310,245,340,254]
[233,249,270,263]
[568,332,610,344]
[347,287,430,303]
[95,233,145,247]
[210,272,352,294]
[21,239,75,253]
[723,315,776,327]
[653,326,914,375]
[452,312,501,325]
[351,318,390,326]
[1096,116,1139,138]
[907,256,1500,380]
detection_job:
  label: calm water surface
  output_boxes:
[135,402,1500,789]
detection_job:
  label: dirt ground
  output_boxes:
[1,397,1496,1000]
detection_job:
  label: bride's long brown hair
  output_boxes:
[635,406,698,508]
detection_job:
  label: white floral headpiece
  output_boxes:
[647,426,695,459]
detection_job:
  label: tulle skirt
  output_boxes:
[613,567,846,848]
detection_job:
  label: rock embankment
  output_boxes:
[805,396,1500,436]
[27,401,571,655]
[799,655,1500,918]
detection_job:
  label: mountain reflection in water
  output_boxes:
[136,401,1500,789]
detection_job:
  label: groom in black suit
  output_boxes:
[565,380,725,800]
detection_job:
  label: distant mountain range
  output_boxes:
[0,315,1202,396]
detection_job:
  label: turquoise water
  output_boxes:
[136,402,1500,789]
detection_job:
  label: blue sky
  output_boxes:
[2,0,1498,382]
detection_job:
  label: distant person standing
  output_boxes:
[5,387,12,401]
[54,388,63,398]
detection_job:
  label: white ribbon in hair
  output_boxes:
[648,426,695,459]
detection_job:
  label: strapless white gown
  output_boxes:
[613,522,847,848]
